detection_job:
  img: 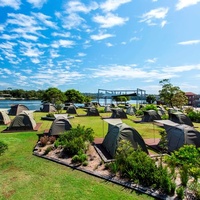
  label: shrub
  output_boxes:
[187,111,200,122]
[40,136,49,147]
[142,104,158,111]
[49,136,56,144]
[46,113,54,117]
[184,107,194,114]
[55,124,94,156]
[176,186,184,200]
[44,146,53,155]
[158,130,168,153]
[71,153,87,164]
[0,141,8,156]
[135,110,143,116]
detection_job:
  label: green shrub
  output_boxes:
[180,165,189,186]
[44,146,53,155]
[55,125,94,156]
[189,182,200,199]
[158,130,168,153]
[46,113,54,117]
[184,107,194,114]
[0,140,8,155]
[71,153,87,164]
[187,111,200,122]
[135,110,143,116]
[176,186,184,200]
[142,104,158,111]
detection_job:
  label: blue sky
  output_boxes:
[0,0,200,94]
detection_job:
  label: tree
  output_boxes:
[159,79,186,108]
[64,89,85,103]
[171,91,188,109]
[42,88,66,103]
[112,96,129,104]
[146,95,156,104]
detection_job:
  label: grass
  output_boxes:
[0,110,157,200]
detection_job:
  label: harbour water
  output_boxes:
[0,99,144,111]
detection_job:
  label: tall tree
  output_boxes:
[146,94,156,104]
[42,87,66,103]
[159,79,187,108]
[64,89,84,103]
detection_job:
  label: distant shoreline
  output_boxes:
[0,97,40,100]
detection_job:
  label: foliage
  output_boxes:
[0,140,8,155]
[55,100,63,113]
[46,113,55,117]
[84,95,92,103]
[184,106,194,114]
[159,79,187,108]
[64,89,85,103]
[146,95,156,104]
[135,109,143,116]
[142,104,158,111]
[158,130,168,153]
[39,136,49,147]
[189,182,200,199]
[171,91,188,108]
[71,152,87,164]
[42,87,66,103]
[112,96,129,103]
[112,140,175,194]
[176,186,185,200]
[187,111,200,122]
[55,125,94,156]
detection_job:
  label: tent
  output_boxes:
[0,109,11,125]
[66,105,77,114]
[48,116,72,136]
[169,112,193,127]
[7,111,36,131]
[126,106,136,116]
[155,120,200,152]
[102,119,148,158]
[86,107,100,116]
[104,105,112,113]
[141,110,161,122]
[111,108,127,119]
[8,104,29,116]
[40,103,57,112]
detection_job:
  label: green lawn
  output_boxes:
[0,111,157,200]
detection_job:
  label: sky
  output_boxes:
[0,0,200,94]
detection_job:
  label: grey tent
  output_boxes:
[86,107,100,116]
[8,104,29,116]
[102,119,148,158]
[48,116,72,136]
[104,105,112,113]
[7,111,36,131]
[111,108,127,119]
[126,106,136,116]
[66,105,77,114]
[169,112,193,127]
[155,120,200,152]
[142,110,161,122]
[0,109,11,125]
[40,103,57,112]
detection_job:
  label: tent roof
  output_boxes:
[154,120,180,127]
[103,118,122,125]
[54,114,69,119]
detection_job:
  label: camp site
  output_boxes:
[1,86,200,200]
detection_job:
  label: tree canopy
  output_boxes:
[159,79,187,108]
[64,89,85,103]
[42,87,66,103]
[146,95,156,104]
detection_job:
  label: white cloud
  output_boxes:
[31,58,40,63]
[27,0,47,9]
[163,64,200,73]
[140,7,169,26]
[130,37,140,42]
[52,32,71,38]
[50,49,60,58]
[90,33,115,41]
[51,39,75,48]
[176,0,200,10]
[93,13,129,28]
[62,13,85,29]
[161,20,167,28]
[32,12,58,29]
[64,1,98,14]
[77,52,86,57]
[105,42,113,47]
[178,40,200,45]
[0,0,21,10]
[146,58,157,63]
[100,0,131,12]
[21,47,44,57]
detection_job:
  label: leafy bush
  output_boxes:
[135,109,143,116]
[158,130,168,153]
[142,104,158,111]
[0,140,8,155]
[187,110,200,122]
[71,153,87,164]
[55,124,94,156]
[46,112,54,117]
[184,107,194,114]
[176,186,184,200]
[112,140,175,194]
